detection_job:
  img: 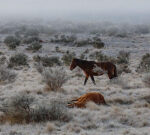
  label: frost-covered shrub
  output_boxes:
[34,55,61,67]
[89,51,115,62]
[4,36,20,49]
[0,66,17,83]
[25,29,39,37]
[51,34,76,44]
[0,56,7,65]
[117,64,131,75]
[23,36,41,44]
[137,53,150,72]
[117,51,130,64]
[35,63,44,73]
[26,42,42,52]
[109,77,130,89]
[92,37,105,49]
[0,94,71,124]
[0,94,34,124]
[143,74,150,87]
[62,52,76,66]
[42,67,68,91]
[75,40,90,47]
[8,53,28,68]
[31,101,71,122]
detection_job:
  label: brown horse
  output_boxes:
[68,92,106,108]
[70,58,117,85]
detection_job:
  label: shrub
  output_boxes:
[42,67,68,91]
[26,42,42,52]
[25,29,39,37]
[31,101,71,122]
[0,94,71,124]
[23,36,41,44]
[0,66,17,83]
[34,55,61,67]
[89,51,115,62]
[35,63,44,73]
[109,77,130,89]
[8,53,28,68]
[117,64,131,75]
[51,34,76,44]
[137,53,150,72]
[4,36,20,49]
[143,74,150,87]
[75,40,90,47]
[117,51,130,64]
[62,52,76,66]
[92,37,105,49]
[0,56,7,65]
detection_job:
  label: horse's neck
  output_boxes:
[76,60,86,70]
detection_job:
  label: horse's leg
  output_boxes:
[84,75,89,85]
[90,75,96,85]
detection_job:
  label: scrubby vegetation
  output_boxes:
[26,41,42,52]
[62,51,76,66]
[33,55,61,67]
[23,36,41,44]
[42,67,68,91]
[143,74,150,87]
[8,53,28,68]
[0,94,71,124]
[4,36,20,49]
[116,51,131,75]
[0,66,17,83]
[137,53,150,72]
[92,36,105,49]
[116,51,130,65]
[89,51,115,62]
[51,34,76,45]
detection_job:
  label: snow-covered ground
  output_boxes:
[0,23,150,135]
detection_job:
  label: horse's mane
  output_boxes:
[74,58,96,65]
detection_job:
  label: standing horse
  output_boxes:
[70,58,117,85]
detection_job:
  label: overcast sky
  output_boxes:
[0,0,150,23]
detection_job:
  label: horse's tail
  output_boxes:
[114,65,118,77]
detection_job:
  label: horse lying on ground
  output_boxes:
[70,58,117,85]
[68,92,106,108]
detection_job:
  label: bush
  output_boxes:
[62,52,76,66]
[75,40,90,47]
[34,55,61,67]
[89,51,115,62]
[51,34,76,44]
[23,36,41,44]
[143,74,150,87]
[0,66,17,83]
[0,56,7,65]
[42,67,68,91]
[92,37,105,49]
[0,94,71,124]
[26,42,42,52]
[8,53,28,68]
[117,51,130,64]
[4,36,20,49]
[137,53,150,72]
[25,29,39,37]
[31,101,71,122]
[109,77,130,89]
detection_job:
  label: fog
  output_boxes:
[0,0,150,23]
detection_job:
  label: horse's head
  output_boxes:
[70,58,78,70]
